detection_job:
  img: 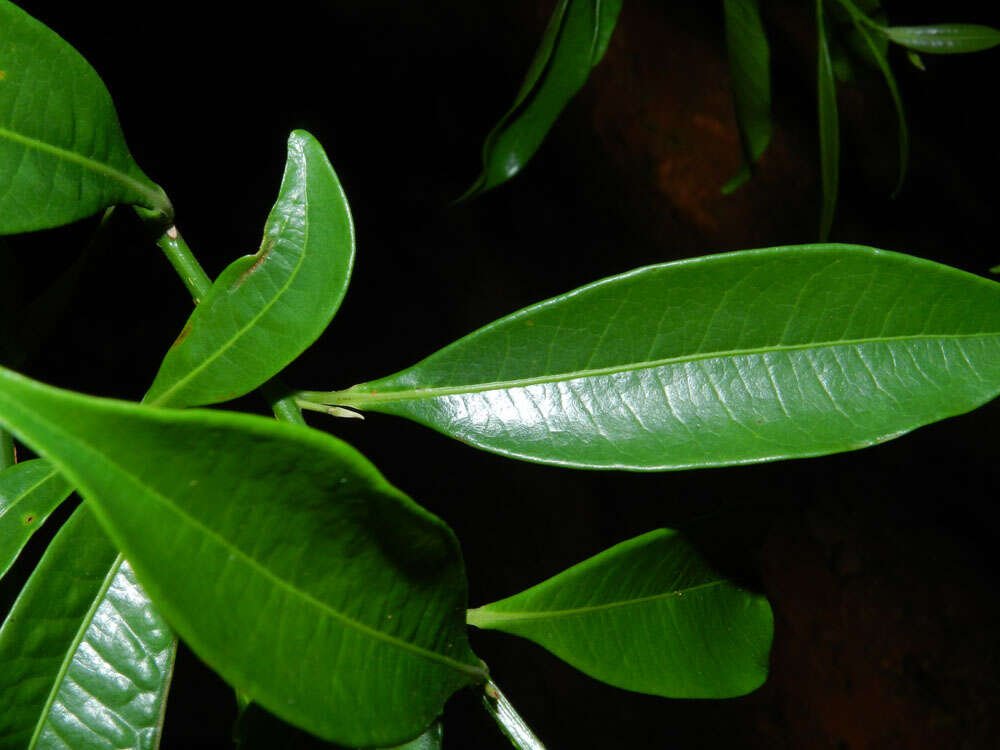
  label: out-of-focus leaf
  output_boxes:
[460,0,623,199]
[145,131,354,408]
[884,24,1000,54]
[0,458,72,578]
[817,0,840,240]
[907,50,926,70]
[721,0,773,194]
[469,529,773,697]
[0,1,169,234]
[838,0,908,196]
[0,504,175,750]
[307,245,1000,471]
[0,367,486,747]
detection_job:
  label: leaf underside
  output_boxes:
[333,245,1000,471]
[0,366,484,747]
[469,529,773,698]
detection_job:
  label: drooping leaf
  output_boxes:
[721,0,773,194]
[0,367,486,747]
[884,24,1000,54]
[460,0,623,199]
[469,529,773,697]
[0,1,169,234]
[0,458,72,578]
[0,504,176,750]
[309,245,1000,471]
[837,0,908,196]
[144,130,354,408]
[816,0,840,240]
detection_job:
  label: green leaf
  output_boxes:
[906,50,926,70]
[837,0,908,197]
[0,458,72,578]
[460,0,623,199]
[816,0,840,240]
[468,529,773,697]
[884,24,1000,54]
[0,504,175,750]
[721,0,773,194]
[0,367,486,747]
[144,130,354,408]
[0,1,169,234]
[311,245,1000,471]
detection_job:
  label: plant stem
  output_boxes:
[481,680,547,750]
[0,428,15,470]
[135,207,304,424]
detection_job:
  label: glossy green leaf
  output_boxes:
[311,245,1000,471]
[0,504,175,750]
[884,24,1000,54]
[0,458,72,578]
[0,1,169,234]
[469,529,773,697]
[0,366,485,747]
[721,0,773,194]
[817,0,840,241]
[460,0,623,199]
[144,130,354,409]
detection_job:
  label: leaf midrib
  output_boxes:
[339,330,998,407]
[7,398,484,681]
[0,125,161,209]
[468,579,727,627]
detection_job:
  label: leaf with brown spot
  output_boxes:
[145,130,354,408]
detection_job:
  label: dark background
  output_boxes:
[3,1,1000,747]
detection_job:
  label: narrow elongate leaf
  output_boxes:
[817,0,840,240]
[469,530,773,697]
[885,24,1000,54]
[721,0,773,194]
[315,245,1000,471]
[0,367,486,747]
[0,504,175,750]
[0,458,72,578]
[460,0,623,199]
[0,1,169,234]
[145,130,354,408]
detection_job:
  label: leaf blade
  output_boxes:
[721,0,773,194]
[885,24,1000,54]
[0,458,73,579]
[469,530,773,698]
[145,130,354,408]
[0,368,484,747]
[0,504,175,750]
[460,0,623,199]
[0,1,168,234]
[319,245,1000,471]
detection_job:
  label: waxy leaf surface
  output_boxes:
[0,504,175,750]
[145,130,354,408]
[0,458,72,578]
[328,245,1000,470]
[461,0,622,199]
[0,366,485,747]
[884,24,1000,54]
[0,1,168,234]
[468,530,773,697]
[722,0,772,194]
